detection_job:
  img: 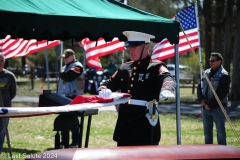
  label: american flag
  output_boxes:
[79,0,126,70]
[0,35,60,58]
[80,38,125,70]
[152,4,199,60]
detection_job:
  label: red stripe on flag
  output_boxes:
[86,56,102,70]
[153,39,199,54]
[80,38,125,70]
[0,35,60,59]
[13,40,61,58]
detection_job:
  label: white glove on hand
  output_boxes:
[159,90,175,100]
[99,89,112,98]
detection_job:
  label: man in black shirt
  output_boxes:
[58,49,84,148]
[197,52,230,145]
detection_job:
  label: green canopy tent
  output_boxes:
[0,0,180,44]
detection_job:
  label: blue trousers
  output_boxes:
[0,118,9,152]
[202,107,226,145]
[61,116,80,144]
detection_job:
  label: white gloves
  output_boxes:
[99,89,112,98]
[159,90,175,100]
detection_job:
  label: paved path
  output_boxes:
[12,96,240,118]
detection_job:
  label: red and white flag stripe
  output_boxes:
[80,38,125,70]
[152,29,199,60]
[0,35,60,58]
[86,57,102,71]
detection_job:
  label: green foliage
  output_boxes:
[99,51,128,69]
[26,48,57,70]
[179,49,206,81]
[16,79,58,96]
[75,52,84,63]
[6,58,21,68]
[100,56,110,69]
[128,0,177,18]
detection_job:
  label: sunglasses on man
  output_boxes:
[209,59,219,63]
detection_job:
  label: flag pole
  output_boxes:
[195,2,204,117]
[45,49,50,89]
[121,0,127,64]
[195,2,203,84]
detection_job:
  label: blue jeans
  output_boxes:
[0,118,9,152]
[202,107,226,145]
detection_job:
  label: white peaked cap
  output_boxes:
[123,31,155,43]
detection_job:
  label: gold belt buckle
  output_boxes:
[146,99,157,120]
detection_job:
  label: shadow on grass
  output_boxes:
[160,98,199,104]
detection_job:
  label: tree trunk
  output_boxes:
[230,0,240,100]
[21,57,26,68]
[223,0,234,73]
[203,0,212,69]
[214,0,225,53]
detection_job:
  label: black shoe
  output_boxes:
[59,142,64,149]
[69,142,78,148]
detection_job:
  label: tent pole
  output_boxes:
[55,42,61,89]
[121,0,127,64]
[174,43,181,145]
[60,41,63,71]
[45,49,50,89]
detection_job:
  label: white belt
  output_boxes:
[127,99,148,107]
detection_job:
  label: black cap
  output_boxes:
[61,49,75,58]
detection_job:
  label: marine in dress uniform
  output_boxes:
[99,31,176,146]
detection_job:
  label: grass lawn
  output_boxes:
[16,78,58,97]
[2,112,240,160]
[0,78,238,159]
